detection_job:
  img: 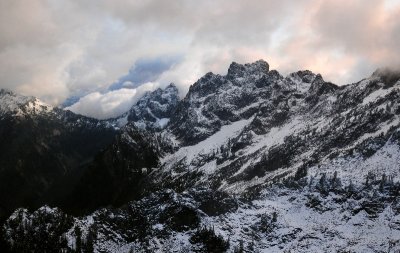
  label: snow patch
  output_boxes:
[162,118,253,167]
[362,87,398,105]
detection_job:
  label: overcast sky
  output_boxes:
[1,0,400,119]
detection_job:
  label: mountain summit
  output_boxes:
[127,83,179,130]
[2,60,400,252]
[0,89,53,116]
[227,59,269,79]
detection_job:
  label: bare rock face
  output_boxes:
[170,60,278,145]
[227,59,269,79]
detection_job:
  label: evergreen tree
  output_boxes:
[84,224,97,253]
[317,173,328,195]
[247,240,256,252]
[189,226,229,253]
[330,171,342,193]
[74,226,82,253]
[347,180,356,197]
[233,240,244,253]
[294,165,307,181]
[380,174,387,192]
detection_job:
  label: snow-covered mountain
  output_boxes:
[108,83,179,131]
[2,60,400,252]
[0,89,53,116]
[0,90,117,221]
[127,83,179,130]
[158,61,400,195]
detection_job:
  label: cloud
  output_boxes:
[108,55,181,90]
[272,0,400,84]
[0,0,399,118]
[66,83,157,119]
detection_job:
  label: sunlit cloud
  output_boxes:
[66,82,157,119]
[0,0,399,118]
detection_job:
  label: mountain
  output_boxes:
[0,89,117,219]
[2,61,400,252]
[127,83,180,130]
[169,60,272,145]
[62,122,160,214]
[108,83,180,131]
[159,61,400,194]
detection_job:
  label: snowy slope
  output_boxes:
[154,62,400,199]
[3,60,400,253]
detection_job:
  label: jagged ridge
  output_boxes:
[2,60,400,252]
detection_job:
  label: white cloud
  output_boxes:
[0,0,399,118]
[66,83,157,119]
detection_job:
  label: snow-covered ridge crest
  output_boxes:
[111,83,180,130]
[154,59,400,196]
[3,60,400,252]
[0,88,53,116]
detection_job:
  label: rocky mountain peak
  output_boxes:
[227,59,269,79]
[0,88,14,95]
[372,67,400,87]
[126,84,180,130]
[287,70,317,84]
[0,88,27,101]
[165,82,179,92]
[4,60,400,252]
[169,60,287,145]
[0,89,53,116]
[308,74,337,94]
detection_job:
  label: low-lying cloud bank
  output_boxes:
[66,83,157,119]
